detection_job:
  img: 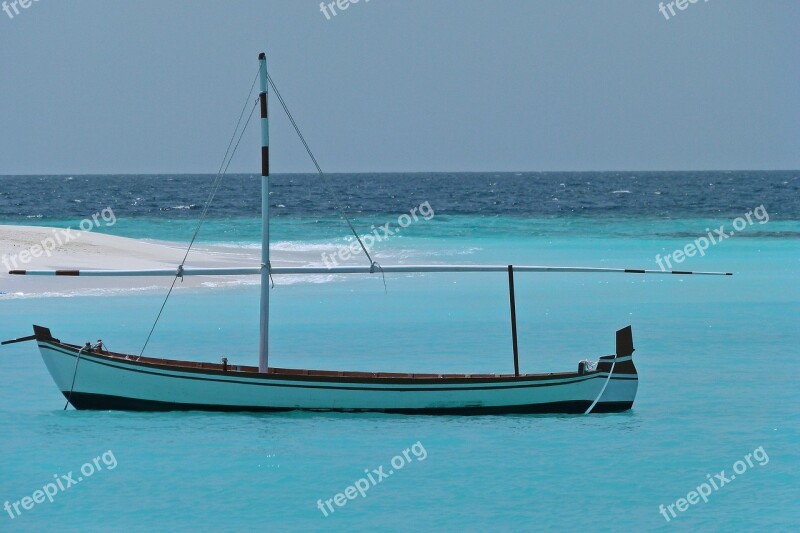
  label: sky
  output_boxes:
[0,0,798,174]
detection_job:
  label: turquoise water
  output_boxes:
[1,211,798,530]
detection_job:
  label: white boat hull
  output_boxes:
[36,329,638,415]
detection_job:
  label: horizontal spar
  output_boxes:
[8,267,261,277]
[8,265,733,276]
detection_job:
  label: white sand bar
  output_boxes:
[0,225,294,298]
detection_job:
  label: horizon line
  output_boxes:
[1,169,798,178]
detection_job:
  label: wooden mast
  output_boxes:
[258,52,270,373]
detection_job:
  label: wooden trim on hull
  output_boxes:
[40,341,637,390]
[61,391,634,415]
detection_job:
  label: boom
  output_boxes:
[8,265,733,277]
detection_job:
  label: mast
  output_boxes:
[258,52,270,373]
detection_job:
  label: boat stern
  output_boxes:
[592,326,639,411]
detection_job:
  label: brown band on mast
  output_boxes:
[55,270,80,276]
[259,90,268,176]
[260,91,268,119]
[261,146,269,176]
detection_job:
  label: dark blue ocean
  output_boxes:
[0,172,798,531]
[1,172,798,242]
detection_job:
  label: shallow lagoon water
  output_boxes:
[1,173,798,531]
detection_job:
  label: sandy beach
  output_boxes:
[0,225,312,298]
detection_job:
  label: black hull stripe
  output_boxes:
[42,345,636,392]
[63,392,633,415]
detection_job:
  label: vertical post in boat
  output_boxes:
[258,52,270,373]
[507,265,520,377]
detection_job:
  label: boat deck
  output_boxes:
[57,341,579,380]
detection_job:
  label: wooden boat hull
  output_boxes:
[35,327,638,415]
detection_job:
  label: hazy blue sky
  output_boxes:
[1,0,798,174]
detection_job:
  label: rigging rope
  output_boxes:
[266,73,378,271]
[584,358,617,415]
[138,70,260,358]
[140,68,384,357]
[181,69,261,266]
[64,343,89,410]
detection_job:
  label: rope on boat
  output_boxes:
[139,69,261,358]
[266,73,379,273]
[584,358,617,415]
[64,343,89,410]
[180,70,261,266]
[140,68,383,358]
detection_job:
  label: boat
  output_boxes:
[2,53,732,414]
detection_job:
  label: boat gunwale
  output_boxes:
[39,339,627,385]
